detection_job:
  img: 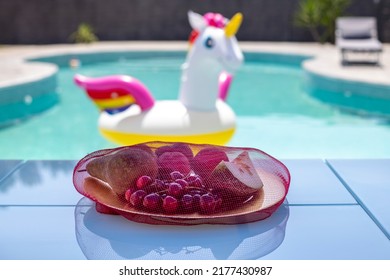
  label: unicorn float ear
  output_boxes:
[225,12,243,37]
[188,10,207,31]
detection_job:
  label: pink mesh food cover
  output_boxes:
[73,142,290,225]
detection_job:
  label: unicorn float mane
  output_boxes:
[179,11,244,111]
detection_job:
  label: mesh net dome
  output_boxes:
[73,141,290,225]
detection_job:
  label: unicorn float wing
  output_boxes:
[74,12,244,145]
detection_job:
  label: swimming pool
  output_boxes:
[1,51,390,159]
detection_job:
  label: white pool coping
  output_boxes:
[1,41,389,88]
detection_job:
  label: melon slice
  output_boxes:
[209,151,263,197]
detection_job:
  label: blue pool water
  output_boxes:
[1,52,390,159]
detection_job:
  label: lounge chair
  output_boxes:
[335,17,383,65]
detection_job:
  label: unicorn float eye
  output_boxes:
[204,36,215,48]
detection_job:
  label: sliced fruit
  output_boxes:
[209,151,263,197]
[191,147,229,180]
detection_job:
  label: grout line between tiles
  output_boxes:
[287,203,358,206]
[0,160,27,186]
[325,159,390,240]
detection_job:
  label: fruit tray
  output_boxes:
[73,141,290,225]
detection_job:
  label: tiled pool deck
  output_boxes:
[0,159,389,259]
[1,42,389,259]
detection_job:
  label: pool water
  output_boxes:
[1,53,390,159]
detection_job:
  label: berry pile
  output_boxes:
[124,171,222,214]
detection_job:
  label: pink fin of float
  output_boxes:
[74,74,155,113]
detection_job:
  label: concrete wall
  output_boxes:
[0,0,386,44]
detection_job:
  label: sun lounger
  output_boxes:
[335,17,383,65]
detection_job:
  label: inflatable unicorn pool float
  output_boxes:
[74,11,244,145]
